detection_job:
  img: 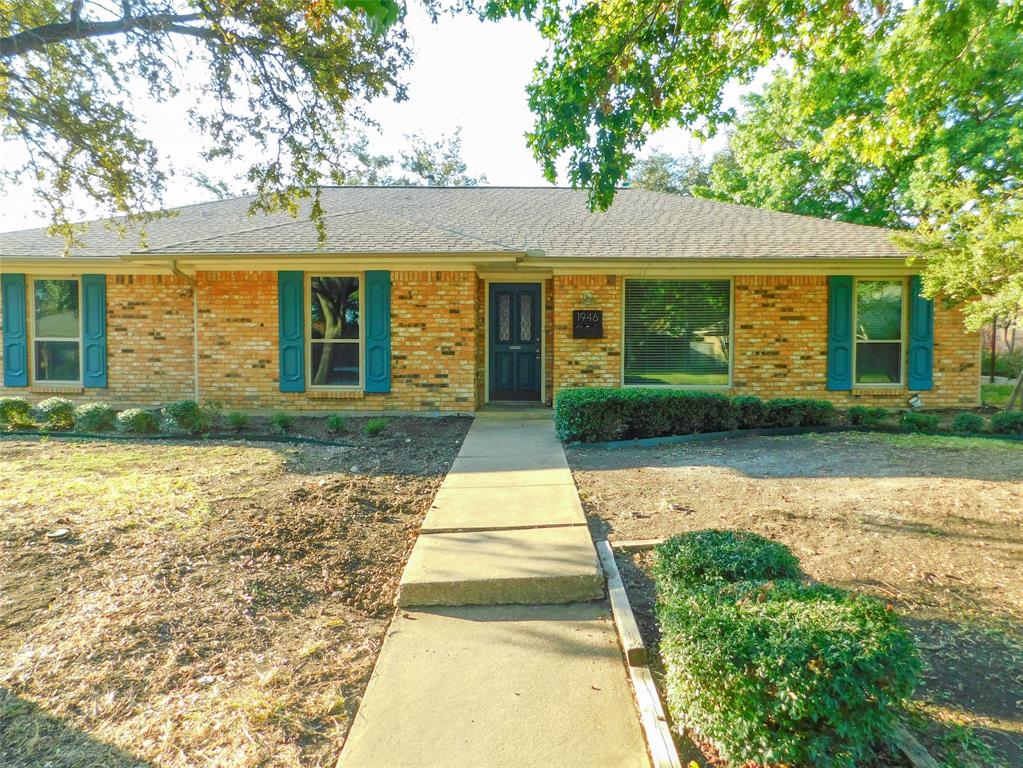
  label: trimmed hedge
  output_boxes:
[36,397,76,431]
[990,410,1023,435]
[117,408,160,434]
[0,397,32,429]
[658,580,920,768]
[74,402,116,432]
[653,530,801,598]
[900,411,941,433]
[654,531,920,767]
[554,388,835,442]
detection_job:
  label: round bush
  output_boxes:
[36,397,75,431]
[989,410,1023,435]
[847,405,888,427]
[653,530,802,597]
[117,408,160,434]
[900,411,941,432]
[950,412,985,434]
[162,400,216,434]
[0,397,33,429]
[74,402,116,432]
[658,580,921,768]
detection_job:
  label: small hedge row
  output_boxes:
[554,388,837,442]
[0,396,389,437]
[654,531,920,768]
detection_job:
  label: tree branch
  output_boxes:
[0,12,205,57]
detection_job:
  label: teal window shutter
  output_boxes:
[2,273,28,387]
[364,270,391,393]
[907,275,934,391]
[827,276,853,390]
[82,274,108,388]
[278,271,305,392]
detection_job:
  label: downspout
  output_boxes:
[171,262,200,402]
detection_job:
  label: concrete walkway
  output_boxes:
[337,413,650,768]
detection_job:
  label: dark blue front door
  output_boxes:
[489,283,541,401]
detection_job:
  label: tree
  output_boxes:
[1,0,410,244]
[627,150,712,196]
[341,128,487,186]
[479,0,894,209]
[699,0,1023,229]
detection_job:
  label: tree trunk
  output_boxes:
[1006,375,1023,411]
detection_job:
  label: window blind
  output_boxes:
[624,280,731,386]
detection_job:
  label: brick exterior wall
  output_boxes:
[731,275,979,407]
[0,269,980,411]
[0,274,195,406]
[552,274,622,393]
[195,270,478,411]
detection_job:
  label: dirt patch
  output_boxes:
[571,432,1023,767]
[0,416,470,768]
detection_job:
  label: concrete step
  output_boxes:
[397,526,604,607]
[337,603,650,768]
[442,454,574,489]
[421,483,587,533]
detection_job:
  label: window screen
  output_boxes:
[624,280,730,386]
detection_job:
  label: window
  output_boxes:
[854,279,904,385]
[624,280,731,386]
[308,275,361,387]
[33,278,81,383]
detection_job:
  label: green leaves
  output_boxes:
[339,0,403,35]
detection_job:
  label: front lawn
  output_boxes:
[983,383,1017,407]
[0,417,469,768]
[570,432,1023,767]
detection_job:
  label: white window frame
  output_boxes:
[620,277,734,389]
[852,277,907,389]
[305,272,365,391]
[30,276,83,386]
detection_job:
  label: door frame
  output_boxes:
[484,278,546,404]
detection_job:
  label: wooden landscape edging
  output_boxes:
[597,540,682,768]
[571,424,1023,450]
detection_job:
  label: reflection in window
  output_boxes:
[624,280,730,386]
[855,280,903,385]
[498,294,511,342]
[34,278,81,382]
[309,276,360,386]
[519,293,532,342]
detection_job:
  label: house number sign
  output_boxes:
[572,309,603,339]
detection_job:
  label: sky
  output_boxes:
[0,5,745,233]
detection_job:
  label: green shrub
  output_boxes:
[989,410,1023,435]
[950,412,985,434]
[36,397,75,431]
[117,408,160,434]
[363,417,387,437]
[326,414,347,434]
[74,402,116,432]
[653,530,802,598]
[847,405,889,427]
[0,397,33,429]
[763,398,837,428]
[658,580,920,768]
[162,400,218,434]
[227,411,250,431]
[554,388,739,442]
[900,411,941,433]
[731,395,766,430]
[270,412,293,434]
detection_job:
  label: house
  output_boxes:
[0,187,980,412]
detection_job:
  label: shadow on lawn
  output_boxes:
[0,689,150,768]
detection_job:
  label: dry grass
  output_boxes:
[0,417,468,768]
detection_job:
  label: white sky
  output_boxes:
[0,5,747,233]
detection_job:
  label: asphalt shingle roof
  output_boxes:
[0,187,904,261]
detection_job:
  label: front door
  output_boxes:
[489,283,541,401]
